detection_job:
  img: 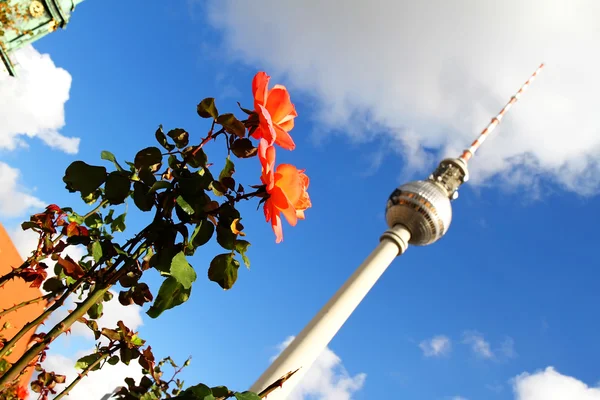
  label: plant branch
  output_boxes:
[0,280,84,361]
[0,293,54,318]
[53,346,118,400]
[0,241,148,388]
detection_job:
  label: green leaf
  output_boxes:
[189,220,214,249]
[169,252,197,290]
[103,210,114,227]
[176,196,194,215]
[147,277,191,318]
[68,212,85,225]
[130,335,145,347]
[208,253,240,290]
[108,355,119,366]
[156,125,176,151]
[177,383,214,400]
[82,189,102,205]
[237,101,254,115]
[133,181,154,212]
[218,157,235,181]
[182,146,208,169]
[75,354,102,371]
[101,150,125,171]
[111,213,126,233]
[42,277,65,293]
[91,241,103,262]
[139,167,157,186]
[105,171,132,205]
[87,302,103,319]
[211,387,229,397]
[63,161,107,197]
[231,138,258,158]
[234,392,260,400]
[149,181,171,193]
[168,128,190,149]
[234,240,251,268]
[217,113,246,138]
[216,224,236,250]
[196,98,218,119]
[84,213,103,229]
[210,180,227,197]
[134,147,162,170]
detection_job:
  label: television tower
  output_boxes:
[250,63,545,398]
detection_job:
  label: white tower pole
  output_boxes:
[249,225,411,398]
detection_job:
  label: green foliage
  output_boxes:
[217,114,245,138]
[63,161,107,197]
[147,277,191,318]
[155,125,176,151]
[208,253,240,290]
[197,98,218,119]
[234,240,251,268]
[168,128,190,149]
[134,147,162,170]
[105,171,132,205]
[3,90,282,399]
[169,252,197,289]
[231,138,258,158]
[101,150,125,171]
[75,354,103,372]
[133,181,155,211]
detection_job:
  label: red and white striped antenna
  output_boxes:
[459,63,545,162]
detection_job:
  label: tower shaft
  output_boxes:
[249,225,411,398]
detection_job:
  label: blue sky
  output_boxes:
[2,1,600,399]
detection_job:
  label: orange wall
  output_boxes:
[0,223,46,387]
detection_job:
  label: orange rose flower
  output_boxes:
[16,386,29,400]
[251,72,298,151]
[261,149,311,243]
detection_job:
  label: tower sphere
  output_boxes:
[385,180,452,246]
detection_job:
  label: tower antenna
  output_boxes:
[459,63,545,163]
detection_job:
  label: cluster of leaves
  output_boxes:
[0,74,310,400]
[0,96,280,398]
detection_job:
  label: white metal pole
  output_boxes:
[250,224,411,398]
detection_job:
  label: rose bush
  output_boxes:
[0,72,310,399]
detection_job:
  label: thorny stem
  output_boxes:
[0,240,149,388]
[0,280,84,361]
[53,346,118,400]
[0,293,55,319]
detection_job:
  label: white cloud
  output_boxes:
[0,45,79,154]
[0,162,45,218]
[419,335,451,357]
[462,331,494,359]
[206,0,600,195]
[512,367,600,400]
[270,336,366,400]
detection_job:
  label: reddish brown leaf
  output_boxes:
[46,204,62,213]
[56,256,85,279]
